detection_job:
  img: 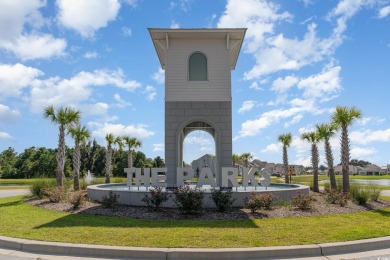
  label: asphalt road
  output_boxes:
[0,189,30,198]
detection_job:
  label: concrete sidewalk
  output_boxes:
[1,235,390,260]
[0,189,29,198]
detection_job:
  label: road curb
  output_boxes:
[1,235,390,259]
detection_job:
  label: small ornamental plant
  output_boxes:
[173,185,204,215]
[141,187,169,211]
[325,190,348,207]
[102,191,120,210]
[291,192,314,210]
[245,192,275,213]
[211,188,236,212]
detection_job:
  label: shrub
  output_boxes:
[102,191,120,209]
[69,191,86,209]
[211,188,236,212]
[245,192,275,213]
[141,187,169,211]
[30,179,56,198]
[291,192,314,210]
[325,191,348,207]
[41,186,67,203]
[367,185,381,202]
[174,186,204,214]
[349,184,370,205]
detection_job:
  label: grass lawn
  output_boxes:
[1,195,390,248]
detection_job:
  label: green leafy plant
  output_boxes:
[101,191,120,209]
[367,185,381,202]
[141,187,169,211]
[41,186,67,203]
[211,188,236,212]
[30,179,56,198]
[325,191,348,207]
[69,191,86,209]
[349,184,370,205]
[245,192,275,213]
[291,192,314,210]
[173,185,204,214]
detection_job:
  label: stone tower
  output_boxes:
[149,28,246,186]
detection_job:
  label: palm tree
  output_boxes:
[232,153,241,168]
[316,123,337,191]
[332,106,362,193]
[105,133,115,184]
[122,136,142,168]
[43,106,81,187]
[278,133,292,184]
[301,131,320,192]
[240,153,253,167]
[69,124,90,190]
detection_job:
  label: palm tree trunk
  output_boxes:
[127,149,132,168]
[283,146,289,184]
[73,142,81,190]
[56,125,66,187]
[312,143,319,192]
[105,147,112,183]
[325,138,337,190]
[341,127,350,193]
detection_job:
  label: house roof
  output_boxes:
[148,28,247,70]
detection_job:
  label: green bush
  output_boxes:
[30,179,56,198]
[291,192,314,210]
[174,186,204,214]
[142,187,169,211]
[367,185,381,202]
[245,192,275,213]
[325,191,348,206]
[211,188,236,212]
[69,191,86,209]
[349,184,370,205]
[102,191,120,209]
[41,186,67,203]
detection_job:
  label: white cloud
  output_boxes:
[0,131,16,141]
[152,68,165,85]
[350,146,377,158]
[297,65,341,102]
[123,0,138,7]
[170,21,180,29]
[169,0,192,12]
[113,93,131,108]
[0,0,66,60]
[91,122,155,139]
[80,102,109,116]
[350,129,390,145]
[30,69,141,112]
[0,63,43,98]
[153,143,165,152]
[0,104,20,123]
[84,51,98,59]
[238,100,256,114]
[144,85,157,101]
[57,0,121,38]
[121,26,132,37]
[271,75,299,93]
[284,114,303,128]
[379,5,390,18]
[261,143,281,153]
[249,81,263,91]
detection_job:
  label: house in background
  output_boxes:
[334,164,386,175]
[191,154,217,177]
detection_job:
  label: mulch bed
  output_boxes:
[25,192,390,221]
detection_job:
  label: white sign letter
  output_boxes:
[177,167,194,186]
[125,168,135,187]
[197,167,217,187]
[151,168,167,187]
[222,167,239,187]
[242,167,258,187]
[135,168,151,187]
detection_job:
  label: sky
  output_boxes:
[1,0,390,168]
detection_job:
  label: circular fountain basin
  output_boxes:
[87,183,309,208]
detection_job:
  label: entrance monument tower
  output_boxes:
[149,28,246,186]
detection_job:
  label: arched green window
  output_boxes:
[189,52,207,81]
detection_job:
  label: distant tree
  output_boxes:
[0,147,18,178]
[350,159,371,167]
[122,136,142,168]
[105,133,115,183]
[232,154,241,168]
[316,123,337,190]
[332,106,362,192]
[153,156,165,167]
[301,131,320,192]
[69,124,90,190]
[319,165,327,171]
[240,153,253,167]
[278,133,292,184]
[44,106,81,186]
